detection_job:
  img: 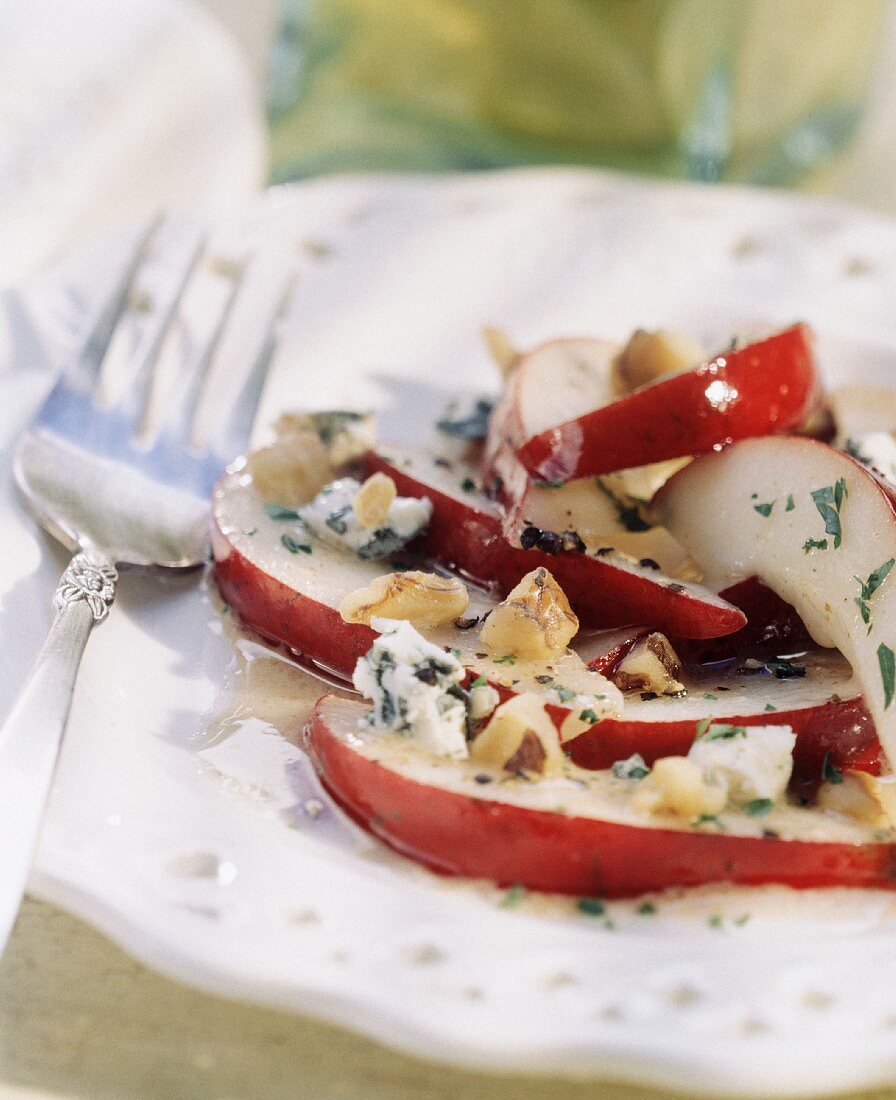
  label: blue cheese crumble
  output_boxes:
[352,618,469,759]
[688,723,795,804]
[299,477,432,559]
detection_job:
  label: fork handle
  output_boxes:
[0,553,117,953]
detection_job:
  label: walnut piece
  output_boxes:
[246,432,332,506]
[817,770,896,829]
[611,329,705,396]
[480,567,578,659]
[340,571,469,628]
[352,472,397,528]
[470,693,564,776]
[631,757,727,818]
[613,632,685,695]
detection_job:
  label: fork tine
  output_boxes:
[157,260,248,447]
[65,215,162,391]
[113,229,207,432]
[210,275,296,460]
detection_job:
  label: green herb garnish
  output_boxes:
[764,703,778,712]
[854,559,895,630]
[810,479,848,548]
[577,897,606,917]
[493,654,517,665]
[533,478,567,489]
[266,503,301,520]
[460,477,477,493]
[700,723,748,741]
[822,751,844,785]
[803,538,829,553]
[637,901,657,916]
[785,494,795,512]
[579,708,600,725]
[765,657,805,679]
[550,682,576,703]
[744,798,774,817]
[281,534,312,554]
[753,501,774,517]
[878,643,896,709]
[500,884,526,908]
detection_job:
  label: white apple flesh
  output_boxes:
[655,436,896,767]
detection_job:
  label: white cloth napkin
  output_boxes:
[0,0,266,289]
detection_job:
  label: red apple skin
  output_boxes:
[309,698,896,897]
[212,516,374,679]
[672,576,815,665]
[517,325,821,481]
[364,453,746,639]
[563,696,882,798]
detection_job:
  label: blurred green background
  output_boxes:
[267,0,884,185]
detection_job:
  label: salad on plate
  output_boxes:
[210,322,896,898]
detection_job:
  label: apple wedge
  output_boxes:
[482,335,688,549]
[309,696,896,897]
[559,647,880,796]
[517,325,821,482]
[211,460,622,719]
[655,436,896,768]
[365,446,746,638]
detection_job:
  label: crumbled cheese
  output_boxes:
[688,724,795,805]
[299,477,432,559]
[352,618,468,759]
[468,682,501,722]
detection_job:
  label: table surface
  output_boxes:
[5,5,896,1099]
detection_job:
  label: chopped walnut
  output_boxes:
[480,567,578,659]
[340,571,469,628]
[611,329,705,396]
[482,327,521,377]
[613,633,685,696]
[246,432,332,506]
[631,756,727,819]
[470,693,564,776]
[352,472,397,528]
[817,770,896,829]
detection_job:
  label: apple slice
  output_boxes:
[211,460,622,718]
[309,696,896,897]
[517,325,821,481]
[655,435,896,768]
[365,446,746,638]
[482,335,688,550]
[560,648,880,796]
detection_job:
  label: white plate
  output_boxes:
[5,171,896,1099]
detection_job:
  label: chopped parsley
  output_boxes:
[549,681,576,703]
[878,643,896,709]
[821,751,844,785]
[764,703,778,712]
[266,503,301,521]
[810,479,848,548]
[579,708,600,725]
[854,559,895,631]
[765,657,805,679]
[785,494,795,512]
[612,754,650,780]
[803,538,829,553]
[693,813,726,830]
[281,534,312,554]
[637,901,657,916]
[493,654,517,665]
[460,477,477,493]
[695,716,713,738]
[703,693,718,701]
[744,798,774,817]
[699,723,748,741]
[499,884,526,908]
[753,501,775,517]
[708,914,725,929]
[577,897,606,917]
[469,675,488,688]
[533,478,567,489]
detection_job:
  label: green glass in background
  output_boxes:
[267,0,884,186]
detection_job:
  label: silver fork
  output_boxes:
[0,221,288,953]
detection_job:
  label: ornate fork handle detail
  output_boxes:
[53,554,117,623]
